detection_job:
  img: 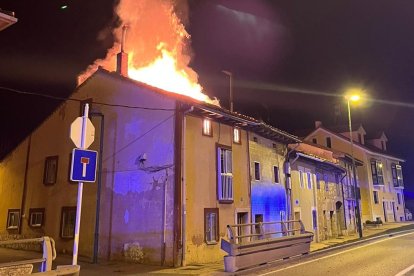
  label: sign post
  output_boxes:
[70,103,94,266]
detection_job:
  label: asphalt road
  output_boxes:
[252,232,414,276]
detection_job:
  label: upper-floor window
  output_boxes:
[373,191,379,204]
[274,166,280,183]
[233,128,241,144]
[312,209,317,229]
[316,172,322,189]
[312,138,317,144]
[217,147,233,201]
[324,174,329,192]
[381,141,386,151]
[307,172,312,189]
[371,160,384,185]
[326,137,332,148]
[254,162,261,181]
[397,193,402,205]
[43,156,58,185]
[391,163,404,187]
[358,133,362,144]
[202,119,212,136]
[299,170,304,188]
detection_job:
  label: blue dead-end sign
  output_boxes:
[70,148,98,182]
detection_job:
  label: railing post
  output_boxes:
[298,220,306,234]
[41,236,52,272]
[281,221,288,236]
[259,222,265,240]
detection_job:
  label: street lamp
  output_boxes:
[345,90,363,238]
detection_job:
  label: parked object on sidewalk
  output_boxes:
[0,236,56,273]
[405,209,412,221]
[221,220,314,272]
[363,219,383,229]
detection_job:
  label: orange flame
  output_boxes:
[128,43,209,103]
[78,0,218,106]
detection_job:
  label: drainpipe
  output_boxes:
[19,135,32,235]
[91,112,104,264]
[285,144,300,224]
[181,105,193,266]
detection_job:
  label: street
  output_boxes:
[252,232,414,276]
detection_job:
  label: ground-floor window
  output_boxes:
[6,209,20,230]
[29,208,45,228]
[205,208,219,244]
[60,207,76,239]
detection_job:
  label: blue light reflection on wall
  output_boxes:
[251,182,287,237]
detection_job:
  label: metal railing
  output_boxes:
[0,236,56,273]
[226,220,306,244]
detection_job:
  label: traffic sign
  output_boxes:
[70,117,95,149]
[70,148,98,182]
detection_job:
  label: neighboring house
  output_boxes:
[248,127,300,237]
[304,121,405,223]
[288,142,346,242]
[0,68,300,266]
[0,8,17,31]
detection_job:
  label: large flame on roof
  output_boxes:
[79,0,218,106]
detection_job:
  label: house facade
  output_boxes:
[304,122,405,223]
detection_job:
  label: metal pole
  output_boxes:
[72,103,89,265]
[347,100,363,238]
[92,113,104,264]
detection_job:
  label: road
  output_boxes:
[251,232,414,276]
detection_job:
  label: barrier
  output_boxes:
[0,236,56,274]
[221,220,314,272]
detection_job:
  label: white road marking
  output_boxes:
[258,232,414,276]
[395,264,414,276]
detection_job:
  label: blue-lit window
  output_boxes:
[307,172,312,189]
[217,147,233,201]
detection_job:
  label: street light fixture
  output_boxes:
[345,90,363,238]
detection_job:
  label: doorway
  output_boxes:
[236,212,249,243]
[382,202,388,222]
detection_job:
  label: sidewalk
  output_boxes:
[1,222,413,275]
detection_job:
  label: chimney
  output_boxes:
[117,25,129,77]
[315,121,322,129]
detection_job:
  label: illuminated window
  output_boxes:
[391,163,404,187]
[202,119,212,136]
[254,162,260,181]
[373,191,379,204]
[233,128,241,144]
[43,156,58,185]
[60,207,76,239]
[29,208,45,228]
[371,160,384,185]
[6,209,20,230]
[205,208,219,244]
[312,210,317,229]
[217,147,233,201]
[273,166,279,183]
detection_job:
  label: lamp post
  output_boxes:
[222,70,233,112]
[346,93,363,238]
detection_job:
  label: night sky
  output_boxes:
[1,1,414,201]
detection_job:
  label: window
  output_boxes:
[312,138,317,144]
[397,193,402,205]
[217,147,233,201]
[273,166,279,183]
[60,207,76,239]
[381,141,385,150]
[373,191,379,204]
[43,156,58,185]
[233,128,241,144]
[299,170,304,188]
[29,208,45,228]
[204,208,219,244]
[202,119,212,136]
[316,173,322,189]
[6,209,20,230]
[371,160,384,185]
[312,209,317,229]
[307,172,312,189]
[326,137,332,148]
[254,162,260,181]
[358,133,362,144]
[324,174,329,191]
[391,163,404,187]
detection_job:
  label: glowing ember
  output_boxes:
[128,43,208,102]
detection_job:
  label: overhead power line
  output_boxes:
[0,86,176,111]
